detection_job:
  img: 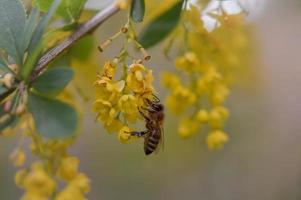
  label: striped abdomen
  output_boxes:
[144,129,161,155]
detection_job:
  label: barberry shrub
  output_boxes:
[0,0,254,199]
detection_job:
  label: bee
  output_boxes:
[130,95,164,155]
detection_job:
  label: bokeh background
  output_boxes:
[1,0,301,199]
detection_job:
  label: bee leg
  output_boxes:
[138,107,151,121]
[130,131,148,137]
[140,106,155,113]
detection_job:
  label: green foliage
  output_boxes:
[33,0,87,21]
[29,93,78,138]
[139,0,184,48]
[32,67,74,97]
[130,0,145,23]
[22,0,61,80]
[20,9,39,57]
[0,0,26,66]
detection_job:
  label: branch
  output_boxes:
[30,3,120,81]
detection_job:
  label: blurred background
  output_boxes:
[2,0,301,199]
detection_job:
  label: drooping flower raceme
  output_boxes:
[162,5,252,149]
[93,61,156,143]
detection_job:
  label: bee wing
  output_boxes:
[155,125,165,154]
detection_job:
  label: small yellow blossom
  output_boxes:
[209,84,229,106]
[178,118,200,138]
[22,162,56,197]
[102,61,116,79]
[207,130,229,150]
[126,64,154,94]
[161,72,181,89]
[69,173,91,193]
[196,109,209,123]
[175,52,201,73]
[166,86,196,114]
[118,126,131,143]
[209,106,229,129]
[57,156,80,181]
[118,95,138,115]
[93,100,116,123]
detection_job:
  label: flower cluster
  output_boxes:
[93,61,155,143]
[93,61,154,143]
[162,5,252,149]
[12,118,90,200]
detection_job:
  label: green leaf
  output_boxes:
[33,0,87,21]
[29,93,78,138]
[28,0,61,54]
[139,0,184,48]
[130,0,145,23]
[22,0,61,80]
[32,67,74,97]
[20,9,40,56]
[0,0,26,66]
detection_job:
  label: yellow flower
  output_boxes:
[118,95,138,115]
[196,109,209,123]
[23,162,56,197]
[57,156,79,181]
[118,126,131,143]
[209,84,229,106]
[104,119,123,134]
[178,118,200,138]
[69,173,90,193]
[209,106,229,129]
[166,86,196,114]
[161,72,181,89]
[203,67,222,84]
[94,78,125,104]
[93,100,116,123]
[175,52,201,73]
[10,148,26,167]
[207,130,229,149]
[126,64,154,94]
[102,61,116,79]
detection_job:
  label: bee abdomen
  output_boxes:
[144,136,159,155]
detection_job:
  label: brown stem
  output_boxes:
[30,3,120,82]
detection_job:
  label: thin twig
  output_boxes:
[30,3,120,81]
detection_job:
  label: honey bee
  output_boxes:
[130,95,164,155]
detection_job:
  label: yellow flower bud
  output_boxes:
[207,130,229,149]
[118,126,131,143]
[196,109,209,123]
[178,118,200,138]
[57,157,79,181]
